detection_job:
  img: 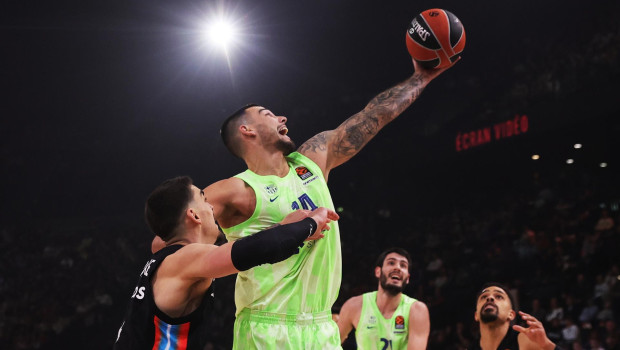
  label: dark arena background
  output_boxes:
[2,0,620,349]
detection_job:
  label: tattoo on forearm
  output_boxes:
[334,74,426,157]
[335,115,379,155]
[298,131,328,154]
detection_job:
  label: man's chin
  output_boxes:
[479,311,499,324]
[382,282,404,296]
[276,139,297,155]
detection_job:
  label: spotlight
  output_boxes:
[206,19,237,49]
[574,143,582,149]
[566,159,574,164]
[531,154,540,160]
[600,162,608,168]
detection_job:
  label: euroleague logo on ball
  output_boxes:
[408,19,431,42]
[405,8,466,69]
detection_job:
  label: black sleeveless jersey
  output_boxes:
[471,327,520,350]
[114,245,215,350]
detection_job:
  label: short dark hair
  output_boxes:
[375,247,412,269]
[220,103,258,158]
[145,176,193,241]
[476,282,516,310]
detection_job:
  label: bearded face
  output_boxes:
[377,252,410,296]
[379,269,408,296]
[475,286,515,325]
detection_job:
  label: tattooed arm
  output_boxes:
[298,59,457,180]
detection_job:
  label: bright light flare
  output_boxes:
[207,18,237,50]
[566,159,574,164]
[531,154,540,160]
[202,17,238,51]
[574,143,582,149]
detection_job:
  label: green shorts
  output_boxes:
[233,309,341,350]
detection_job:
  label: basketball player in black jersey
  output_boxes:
[472,282,556,350]
[114,176,338,349]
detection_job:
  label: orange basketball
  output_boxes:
[406,9,466,69]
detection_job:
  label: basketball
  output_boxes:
[406,9,466,69]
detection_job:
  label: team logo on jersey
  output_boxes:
[264,184,278,195]
[368,315,377,325]
[395,315,405,329]
[295,166,313,180]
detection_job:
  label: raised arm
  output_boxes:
[407,300,430,350]
[298,59,457,179]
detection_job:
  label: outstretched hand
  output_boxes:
[412,56,461,81]
[279,207,340,241]
[513,311,556,350]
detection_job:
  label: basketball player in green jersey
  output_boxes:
[337,248,429,350]
[203,58,456,349]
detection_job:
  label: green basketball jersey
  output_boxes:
[222,152,342,315]
[355,291,417,350]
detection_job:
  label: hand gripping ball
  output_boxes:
[406,8,466,69]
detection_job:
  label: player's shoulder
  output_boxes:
[206,176,246,190]
[410,298,429,312]
[339,294,364,323]
[342,294,364,310]
[204,177,250,199]
[157,244,223,285]
[408,298,429,324]
[160,244,217,271]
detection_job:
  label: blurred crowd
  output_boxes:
[336,164,620,350]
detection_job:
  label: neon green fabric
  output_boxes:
[355,291,417,350]
[221,152,342,348]
[232,309,341,350]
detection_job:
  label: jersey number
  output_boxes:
[291,193,318,210]
[380,338,392,350]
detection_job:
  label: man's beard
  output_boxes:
[479,307,499,323]
[275,139,296,155]
[379,272,407,296]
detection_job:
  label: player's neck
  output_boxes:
[244,149,289,177]
[478,321,510,350]
[375,288,402,318]
[167,227,212,246]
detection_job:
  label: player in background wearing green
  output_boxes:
[203,58,456,349]
[337,248,429,350]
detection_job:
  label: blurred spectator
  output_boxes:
[596,301,615,323]
[547,318,564,345]
[547,297,565,324]
[564,294,582,322]
[579,299,600,327]
[562,317,580,345]
[594,274,611,302]
[530,298,548,324]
